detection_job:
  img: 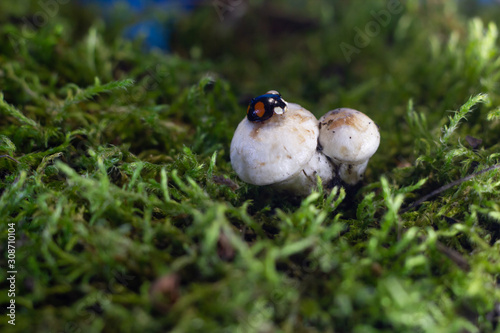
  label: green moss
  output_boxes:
[1,1,500,332]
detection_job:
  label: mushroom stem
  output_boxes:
[334,159,368,186]
[272,151,334,195]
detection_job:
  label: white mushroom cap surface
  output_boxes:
[230,103,319,186]
[318,108,380,165]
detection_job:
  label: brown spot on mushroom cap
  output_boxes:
[250,126,261,140]
[249,107,311,141]
[339,146,349,156]
[318,108,380,164]
[322,109,369,133]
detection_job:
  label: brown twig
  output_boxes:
[0,155,20,164]
[417,236,470,271]
[400,163,500,214]
[434,238,470,271]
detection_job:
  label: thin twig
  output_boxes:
[400,163,500,213]
[0,155,20,164]
[418,236,470,271]
[434,238,470,271]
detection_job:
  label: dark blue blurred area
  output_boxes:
[79,0,200,11]
[78,0,202,51]
[77,0,498,51]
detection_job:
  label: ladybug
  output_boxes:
[246,90,288,122]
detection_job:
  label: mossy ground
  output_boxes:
[1,0,500,332]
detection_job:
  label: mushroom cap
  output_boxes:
[318,108,380,164]
[230,103,319,185]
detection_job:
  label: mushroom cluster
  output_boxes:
[230,91,380,196]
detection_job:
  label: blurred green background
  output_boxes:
[1,0,500,332]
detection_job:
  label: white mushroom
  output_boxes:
[230,97,333,196]
[272,150,333,195]
[318,108,380,185]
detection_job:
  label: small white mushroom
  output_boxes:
[272,150,333,195]
[230,100,333,196]
[318,108,380,185]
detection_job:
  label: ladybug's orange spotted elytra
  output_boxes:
[246,91,288,122]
